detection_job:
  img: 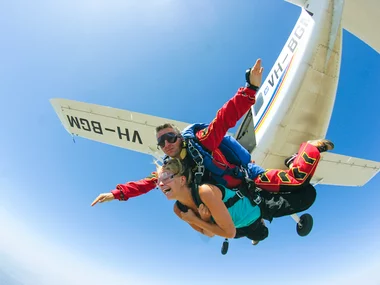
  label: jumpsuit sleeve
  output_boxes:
[111,172,158,201]
[196,87,257,151]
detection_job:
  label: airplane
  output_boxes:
[50,0,380,242]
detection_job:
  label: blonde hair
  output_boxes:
[156,158,193,186]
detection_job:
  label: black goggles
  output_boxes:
[157,132,179,148]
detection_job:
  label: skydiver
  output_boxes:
[91,58,334,243]
[91,58,264,206]
[156,139,333,242]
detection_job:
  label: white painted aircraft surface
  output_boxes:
[50,0,380,188]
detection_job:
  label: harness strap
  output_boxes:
[191,184,203,208]
[186,139,205,185]
[186,137,250,184]
[225,166,247,180]
[238,181,262,206]
[191,184,246,210]
[223,190,244,208]
[222,186,262,209]
[176,200,189,212]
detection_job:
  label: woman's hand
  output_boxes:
[180,209,198,223]
[198,203,211,221]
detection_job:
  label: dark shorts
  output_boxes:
[259,184,317,222]
[235,217,269,241]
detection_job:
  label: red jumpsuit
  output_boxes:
[255,142,321,192]
[111,86,319,201]
[111,86,257,201]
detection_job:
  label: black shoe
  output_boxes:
[284,153,298,168]
[308,139,334,153]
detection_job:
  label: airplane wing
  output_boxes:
[256,151,380,187]
[51,98,380,187]
[50,98,191,159]
[312,152,380,187]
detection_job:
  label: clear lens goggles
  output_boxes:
[157,171,176,185]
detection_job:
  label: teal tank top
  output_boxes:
[219,185,261,228]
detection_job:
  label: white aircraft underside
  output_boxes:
[51,0,380,188]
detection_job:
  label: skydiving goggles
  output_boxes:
[157,132,180,148]
[157,171,177,185]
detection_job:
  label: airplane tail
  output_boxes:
[285,0,380,53]
[51,0,380,188]
[341,0,380,53]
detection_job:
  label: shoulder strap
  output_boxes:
[191,184,203,208]
[175,184,207,213]
[217,184,244,209]
[193,183,243,210]
[175,200,189,212]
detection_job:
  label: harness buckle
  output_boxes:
[236,190,244,199]
[253,194,262,205]
[194,166,205,184]
[241,166,253,183]
[187,140,204,162]
[194,172,203,183]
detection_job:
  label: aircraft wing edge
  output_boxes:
[50,98,74,135]
[49,98,191,158]
[311,152,380,187]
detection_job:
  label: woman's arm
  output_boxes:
[181,184,236,238]
[173,203,215,237]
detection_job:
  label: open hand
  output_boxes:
[249,58,264,87]
[91,193,115,206]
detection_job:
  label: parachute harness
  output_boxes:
[186,139,205,188]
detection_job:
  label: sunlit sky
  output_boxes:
[1,1,379,285]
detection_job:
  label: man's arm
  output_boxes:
[91,172,158,206]
[197,59,263,151]
[111,172,158,201]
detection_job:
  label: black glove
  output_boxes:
[245,68,260,91]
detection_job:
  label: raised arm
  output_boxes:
[197,59,263,151]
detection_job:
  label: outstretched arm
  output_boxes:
[111,172,158,201]
[91,172,158,206]
[196,59,264,151]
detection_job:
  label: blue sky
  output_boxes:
[1,0,379,284]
